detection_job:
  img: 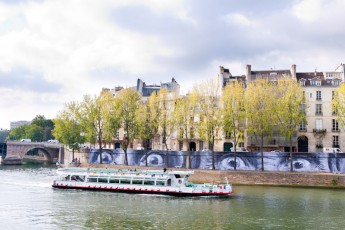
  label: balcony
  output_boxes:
[332,129,340,132]
[315,112,323,116]
[313,129,326,135]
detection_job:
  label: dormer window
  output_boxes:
[332,80,341,86]
[311,80,321,86]
[300,79,306,86]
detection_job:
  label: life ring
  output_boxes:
[178,179,182,184]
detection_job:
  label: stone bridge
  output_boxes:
[4,141,64,165]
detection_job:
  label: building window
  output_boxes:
[333,136,339,148]
[239,142,244,147]
[332,119,339,131]
[300,80,306,86]
[316,91,322,101]
[178,141,183,151]
[316,104,322,115]
[225,131,231,139]
[300,104,306,114]
[300,121,307,131]
[332,80,341,86]
[199,141,203,151]
[332,91,335,99]
[310,93,312,98]
[315,119,323,130]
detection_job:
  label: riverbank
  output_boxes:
[68,163,345,189]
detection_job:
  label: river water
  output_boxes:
[0,163,345,230]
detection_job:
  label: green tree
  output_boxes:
[196,77,222,170]
[115,88,141,165]
[79,93,109,164]
[0,130,9,142]
[32,115,54,141]
[156,88,173,152]
[135,98,159,151]
[333,83,345,128]
[102,90,121,148]
[26,124,44,142]
[222,81,246,170]
[53,101,85,160]
[7,125,27,140]
[273,78,306,172]
[246,79,275,171]
[171,90,198,168]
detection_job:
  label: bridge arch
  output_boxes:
[4,141,63,164]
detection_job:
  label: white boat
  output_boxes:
[52,168,233,197]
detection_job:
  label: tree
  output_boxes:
[115,88,141,165]
[333,83,345,128]
[156,88,173,151]
[78,93,108,164]
[246,79,275,171]
[273,78,306,172]
[196,77,223,170]
[222,80,246,170]
[102,91,121,148]
[0,130,9,142]
[32,115,54,141]
[53,101,85,161]
[7,125,27,140]
[135,98,159,150]
[171,90,198,168]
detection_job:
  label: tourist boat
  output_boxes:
[52,168,233,197]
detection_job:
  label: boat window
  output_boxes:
[64,175,70,181]
[88,177,98,183]
[167,179,171,186]
[156,181,165,186]
[98,177,108,183]
[144,180,155,185]
[109,178,120,183]
[131,179,144,185]
[120,179,131,184]
[174,174,181,178]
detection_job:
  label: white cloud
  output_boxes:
[292,0,323,22]
[1,0,345,129]
[222,13,258,27]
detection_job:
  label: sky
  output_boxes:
[1,0,345,130]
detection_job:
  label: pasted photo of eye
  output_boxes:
[216,153,256,170]
[89,149,114,164]
[292,153,329,172]
[139,151,166,167]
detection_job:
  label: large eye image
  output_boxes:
[292,158,323,172]
[90,150,114,164]
[217,154,250,170]
[139,151,165,167]
[98,151,114,164]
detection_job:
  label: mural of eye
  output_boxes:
[293,159,311,171]
[139,151,165,167]
[217,155,249,170]
[98,151,114,164]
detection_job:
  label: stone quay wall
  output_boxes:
[79,163,345,189]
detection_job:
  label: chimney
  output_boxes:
[290,64,296,80]
[246,65,252,83]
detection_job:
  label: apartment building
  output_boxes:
[219,64,345,153]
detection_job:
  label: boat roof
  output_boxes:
[56,168,194,176]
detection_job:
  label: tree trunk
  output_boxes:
[211,139,215,170]
[99,139,103,164]
[290,137,293,172]
[261,133,264,171]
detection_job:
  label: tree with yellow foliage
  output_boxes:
[222,80,246,170]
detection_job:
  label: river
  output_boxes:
[0,163,344,230]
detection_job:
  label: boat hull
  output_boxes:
[52,184,233,197]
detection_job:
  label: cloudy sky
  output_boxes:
[1,0,345,130]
